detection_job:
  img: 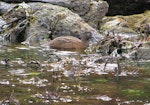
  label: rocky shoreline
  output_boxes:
[0,0,150,60]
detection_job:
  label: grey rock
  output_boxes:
[26,3,102,45]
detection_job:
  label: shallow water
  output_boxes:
[0,44,150,105]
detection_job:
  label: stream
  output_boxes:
[0,44,150,105]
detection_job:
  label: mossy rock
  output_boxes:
[101,10,150,37]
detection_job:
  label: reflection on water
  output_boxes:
[0,44,150,105]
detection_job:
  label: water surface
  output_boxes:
[0,44,150,105]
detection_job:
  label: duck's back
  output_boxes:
[49,36,87,50]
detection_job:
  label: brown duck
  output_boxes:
[49,33,91,51]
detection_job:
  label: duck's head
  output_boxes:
[80,32,92,42]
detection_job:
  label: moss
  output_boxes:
[94,78,108,83]
[123,89,144,97]
[28,72,41,76]
[102,10,150,34]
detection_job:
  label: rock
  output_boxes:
[129,47,150,60]
[0,2,15,15]
[1,0,109,29]
[68,0,109,29]
[137,48,150,60]
[102,17,136,33]
[101,10,150,39]
[0,16,7,32]
[25,2,102,45]
[0,2,31,43]
[49,32,91,50]
[0,2,103,45]
[140,23,150,34]
[0,16,7,43]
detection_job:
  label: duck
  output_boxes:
[49,33,91,51]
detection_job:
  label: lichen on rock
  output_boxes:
[0,2,104,46]
[25,2,102,45]
[101,10,150,39]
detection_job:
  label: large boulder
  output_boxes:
[0,2,103,46]
[25,2,103,45]
[1,0,109,29]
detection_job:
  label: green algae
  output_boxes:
[123,89,144,96]
[94,78,108,83]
